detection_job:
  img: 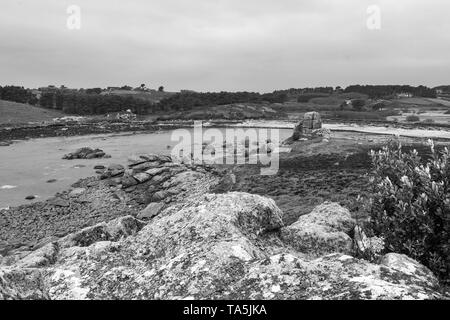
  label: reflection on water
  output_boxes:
[0,127,293,208]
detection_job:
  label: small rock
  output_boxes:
[137,202,165,220]
[121,174,138,188]
[46,179,57,183]
[25,195,36,200]
[149,173,172,185]
[124,186,137,193]
[69,188,86,197]
[151,190,170,202]
[145,167,169,176]
[131,162,160,172]
[94,165,106,170]
[210,173,236,194]
[47,198,70,207]
[128,155,148,167]
[133,173,150,183]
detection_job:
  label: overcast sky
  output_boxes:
[0,0,449,92]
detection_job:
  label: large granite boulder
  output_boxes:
[293,111,322,140]
[0,194,442,300]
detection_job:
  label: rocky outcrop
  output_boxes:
[0,192,442,300]
[293,112,322,140]
[280,202,355,257]
[63,147,109,160]
[0,154,221,257]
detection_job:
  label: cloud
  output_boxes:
[0,0,449,91]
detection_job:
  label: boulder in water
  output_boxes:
[63,147,107,160]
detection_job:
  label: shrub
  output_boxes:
[351,99,366,111]
[405,115,420,122]
[368,140,450,281]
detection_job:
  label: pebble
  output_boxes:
[69,188,86,197]
[25,195,36,200]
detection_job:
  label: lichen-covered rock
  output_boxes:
[15,243,58,268]
[280,202,355,256]
[0,193,442,300]
[304,253,441,299]
[58,216,145,248]
[379,253,439,288]
[0,268,47,299]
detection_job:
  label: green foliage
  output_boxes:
[157,91,288,111]
[85,88,102,94]
[351,99,366,111]
[368,140,450,281]
[39,91,155,115]
[0,85,37,104]
[406,115,420,122]
[371,101,386,111]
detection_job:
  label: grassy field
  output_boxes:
[0,100,65,125]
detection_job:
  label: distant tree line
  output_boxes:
[0,85,38,105]
[344,85,436,99]
[0,84,441,115]
[39,91,156,115]
[435,85,450,93]
[156,91,288,111]
[274,87,334,96]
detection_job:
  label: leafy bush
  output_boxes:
[368,140,450,281]
[351,99,366,111]
[406,115,420,122]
